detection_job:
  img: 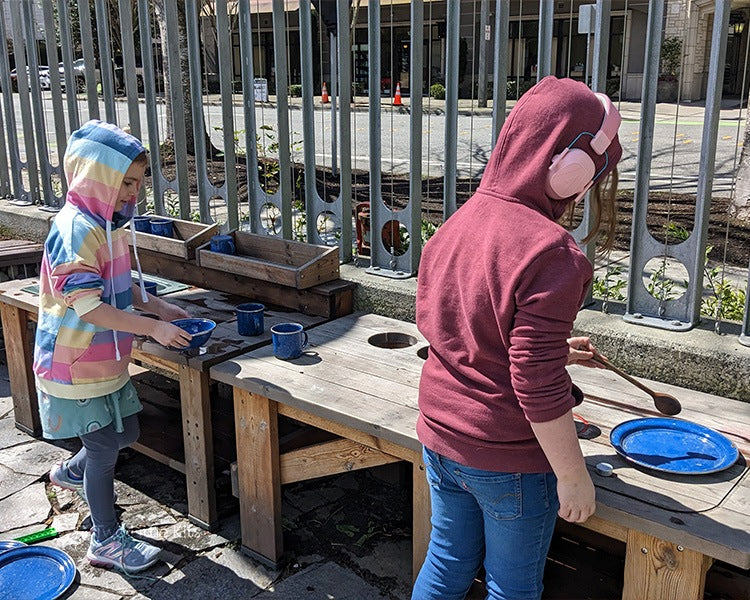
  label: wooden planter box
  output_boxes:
[127,218,218,260]
[197,230,339,290]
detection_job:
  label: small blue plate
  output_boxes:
[0,540,26,555]
[610,418,739,475]
[0,546,76,600]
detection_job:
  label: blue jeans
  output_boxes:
[412,447,559,600]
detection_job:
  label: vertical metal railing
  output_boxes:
[0,0,746,341]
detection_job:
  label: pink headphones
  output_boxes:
[545,92,622,203]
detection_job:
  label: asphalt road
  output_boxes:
[23,93,746,195]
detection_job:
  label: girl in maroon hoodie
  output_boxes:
[413,77,622,600]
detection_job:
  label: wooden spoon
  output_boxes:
[589,349,682,416]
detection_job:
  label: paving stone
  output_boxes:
[2,522,53,541]
[0,377,11,418]
[57,585,122,600]
[43,530,172,597]
[121,501,178,530]
[343,539,412,598]
[258,561,392,599]
[0,482,51,532]
[138,519,231,554]
[132,546,278,599]
[0,461,38,501]
[52,511,80,533]
[0,415,32,449]
[0,440,69,477]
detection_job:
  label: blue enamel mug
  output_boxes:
[149,218,173,238]
[236,302,264,336]
[210,234,236,255]
[271,322,308,360]
[133,215,151,233]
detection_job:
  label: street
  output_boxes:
[21,93,746,195]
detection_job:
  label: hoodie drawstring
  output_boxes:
[130,219,149,304]
[106,221,122,362]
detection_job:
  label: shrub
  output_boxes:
[429,83,445,100]
[289,84,302,97]
[660,36,682,81]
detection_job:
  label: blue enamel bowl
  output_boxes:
[171,318,216,349]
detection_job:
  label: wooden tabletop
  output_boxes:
[570,364,750,569]
[0,277,327,371]
[211,311,750,570]
[211,312,426,454]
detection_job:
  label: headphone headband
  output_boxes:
[590,93,621,155]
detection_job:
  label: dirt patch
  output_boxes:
[155,155,750,268]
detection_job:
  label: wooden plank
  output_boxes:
[234,388,283,564]
[623,529,713,600]
[279,438,400,484]
[128,219,217,260]
[412,458,431,582]
[196,230,339,290]
[0,302,40,435]
[199,249,299,287]
[179,365,217,529]
[277,404,418,463]
[134,249,350,318]
[132,349,180,376]
[576,514,628,543]
[215,351,422,454]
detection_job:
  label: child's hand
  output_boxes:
[155,300,190,323]
[566,336,605,368]
[150,320,192,348]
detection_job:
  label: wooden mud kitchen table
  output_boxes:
[0,276,328,530]
[212,312,749,597]
[210,312,430,576]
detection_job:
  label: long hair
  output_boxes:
[567,167,619,252]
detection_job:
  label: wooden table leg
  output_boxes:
[179,365,217,530]
[623,530,713,600]
[0,304,40,436]
[412,457,431,582]
[233,388,283,567]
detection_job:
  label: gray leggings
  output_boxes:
[67,415,140,541]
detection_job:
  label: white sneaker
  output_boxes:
[86,524,161,573]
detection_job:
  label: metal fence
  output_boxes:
[0,0,748,345]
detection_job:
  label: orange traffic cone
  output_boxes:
[321,82,329,104]
[393,82,402,106]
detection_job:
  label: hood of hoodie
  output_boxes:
[63,120,146,229]
[476,76,622,221]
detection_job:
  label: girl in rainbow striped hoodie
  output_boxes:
[34,120,192,573]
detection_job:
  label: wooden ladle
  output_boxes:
[589,349,682,416]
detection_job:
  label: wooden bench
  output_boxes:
[210,311,750,597]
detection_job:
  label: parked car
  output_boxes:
[58,59,90,92]
[10,65,51,91]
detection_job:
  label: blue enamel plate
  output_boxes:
[0,546,76,600]
[610,418,739,475]
[0,540,26,555]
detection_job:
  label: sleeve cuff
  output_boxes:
[72,295,103,317]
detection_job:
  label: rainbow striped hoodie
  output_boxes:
[33,121,146,399]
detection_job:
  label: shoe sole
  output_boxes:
[87,553,158,572]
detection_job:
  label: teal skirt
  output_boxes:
[38,380,142,440]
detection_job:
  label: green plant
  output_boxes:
[592,265,627,302]
[421,219,438,243]
[646,260,680,302]
[288,84,302,97]
[429,83,445,100]
[660,36,682,80]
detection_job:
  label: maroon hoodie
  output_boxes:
[416,77,622,473]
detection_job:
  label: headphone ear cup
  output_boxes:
[546,148,596,200]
